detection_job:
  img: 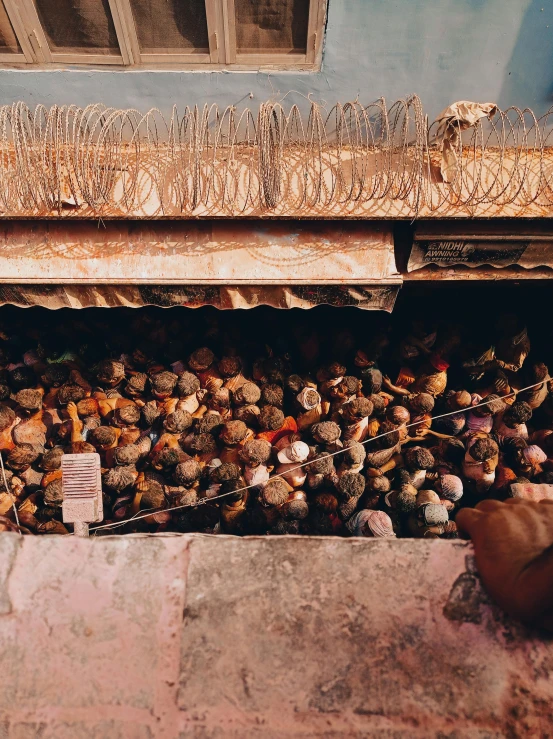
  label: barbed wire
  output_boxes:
[1,96,553,217]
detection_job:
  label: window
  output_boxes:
[0,0,326,68]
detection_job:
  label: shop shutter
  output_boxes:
[0,221,401,311]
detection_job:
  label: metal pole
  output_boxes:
[73,522,90,538]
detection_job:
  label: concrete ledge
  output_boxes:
[0,535,550,738]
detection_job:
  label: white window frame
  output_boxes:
[113,0,218,66]
[1,0,326,69]
[223,0,324,67]
[14,0,128,65]
[0,0,36,64]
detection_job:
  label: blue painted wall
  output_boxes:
[0,0,551,118]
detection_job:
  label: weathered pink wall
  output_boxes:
[0,534,551,738]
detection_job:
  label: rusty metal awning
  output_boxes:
[0,221,401,311]
[408,222,553,276]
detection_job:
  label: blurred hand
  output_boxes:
[456,499,553,631]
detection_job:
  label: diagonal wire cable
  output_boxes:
[87,379,549,535]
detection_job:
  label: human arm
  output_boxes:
[456,499,553,631]
[382,377,411,396]
[422,428,454,440]
[66,402,84,443]
[494,351,528,373]
[366,453,403,477]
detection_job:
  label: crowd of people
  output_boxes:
[0,299,551,538]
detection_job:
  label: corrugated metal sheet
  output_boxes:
[404,266,553,282]
[0,284,399,311]
[408,223,553,272]
[0,221,401,310]
[0,220,398,284]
